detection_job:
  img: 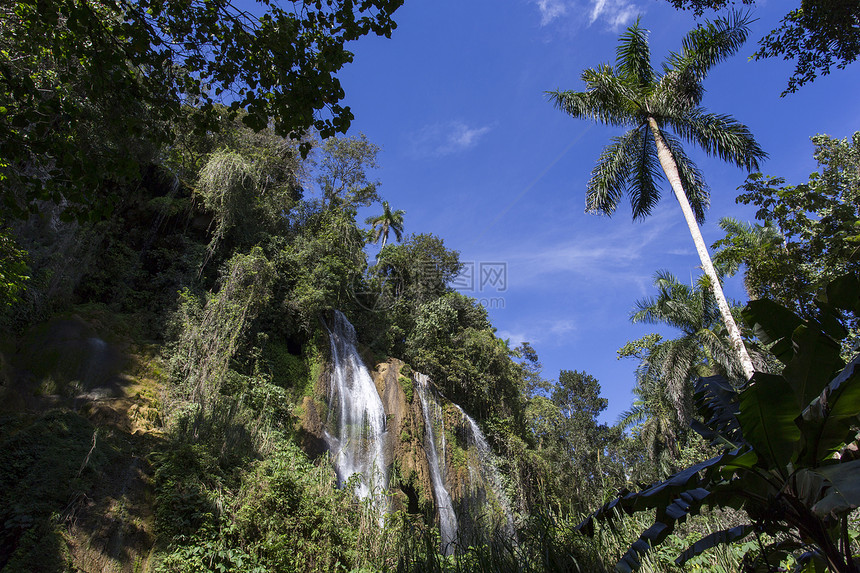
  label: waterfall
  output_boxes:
[457,406,517,539]
[415,374,458,555]
[322,311,387,504]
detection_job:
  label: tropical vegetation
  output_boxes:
[0,1,858,572]
[547,13,766,380]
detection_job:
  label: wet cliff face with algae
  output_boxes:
[297,315,517,549]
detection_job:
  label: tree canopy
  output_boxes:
[0,0,402,218]
[714,133,860,320]
[665,0,860,94]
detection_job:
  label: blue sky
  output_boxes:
[333,0,860,423]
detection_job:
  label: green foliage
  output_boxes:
[0,411,110,570]
[399,374,415,403]
[526,369,623,512]
[0,227,29,308]
[366,200,406,248]
[263,340,310,395]
[0,0,403,217]
[753,1,860,95]
[664,1,859,94]
[316,133,382,210]
[196,147,297,260]
[617,333,664,361]
[717,133,860,323]
[232,442,365,572]
[406,292,526,429]
[167,248,274,406]
[576,274,860,572]
[153,401,397,573]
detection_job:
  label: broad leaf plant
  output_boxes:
[577,273,860,572]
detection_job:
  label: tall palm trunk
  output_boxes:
[647,117,755,381]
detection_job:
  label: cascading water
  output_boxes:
[457,406,517,539]
[415,374,458,555]
[322,311,387,505]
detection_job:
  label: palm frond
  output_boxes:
[712,217,784,276]
[661,11,752,107]
[628,123,664,221]
[717,217,782,248]
[660,130,711,224]
[585,128,639,216]
[617,403,649,431]
[547,64,639,127]
[616,19,654,90]
[667,108,767,171]
[653,338,698,423]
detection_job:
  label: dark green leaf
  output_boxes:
[742,299,803,363]
[821,273,860,315]
[810,459,860,518]
[783,324,844,409]
[693,374,743,445]
[796,355,860,465]
[675,524,752,565]
[736,373,800,472]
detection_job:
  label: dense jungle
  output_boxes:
[1,0,859,571]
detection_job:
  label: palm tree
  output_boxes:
[547,13,765,381]
[630,270,745,423]
[619,271,747,477]
[365,200,405,249]
[618,376,681,479]
[712,216,799,304]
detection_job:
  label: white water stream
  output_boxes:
[323,311,387,505]
[415,373,458,554]
[458,406,517,539]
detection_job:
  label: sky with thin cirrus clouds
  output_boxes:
[330,0,860,423]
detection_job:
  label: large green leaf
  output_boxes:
[811,300,848,341]
[742,299,803,364]
[675,524,752,566]
[810,459,860,518]
[790,468,828,510]
[629,458,717,512]
[819,273,860,315]
[796,354,860,466]
[693,375,742,445]
[783,324,844,409]
[794,551,828,573]
[615,488,710,573]
[576,455,724,537]
[736,373,801,472]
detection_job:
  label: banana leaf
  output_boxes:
[736,373,801,473]
[795,354,860,466]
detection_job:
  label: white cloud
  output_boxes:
[497,319,577,348]
[667,248,693,256]
[548,320,576,337]
[409,120,492,158]
[468,208,681,290]
[529,0,641,34]
[533,0,568,25]
[588,0,640,30]
[498,329,528,347]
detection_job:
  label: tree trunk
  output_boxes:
[647,117,755,381]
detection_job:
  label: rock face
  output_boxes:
[297,312,516,550]
[374,360,436,517]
